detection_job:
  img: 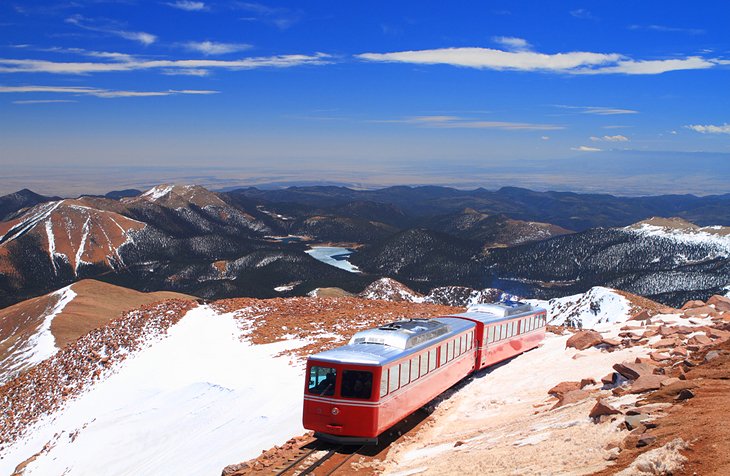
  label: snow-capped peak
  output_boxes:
[141,184,175,201]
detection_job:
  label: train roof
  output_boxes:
[308,317,475,366]
[449,301,545,324]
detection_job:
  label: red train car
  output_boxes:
[303,301,546,444]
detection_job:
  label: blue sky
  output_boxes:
[1,1,729,196]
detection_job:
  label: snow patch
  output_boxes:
[0,306,308,476]
[1,285,77,377]
[528,286,632,329]
[628,223,730,256]
[141,185,175,201]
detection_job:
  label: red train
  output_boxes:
[302,301,547,444]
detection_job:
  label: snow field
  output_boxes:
[1,305,308,476]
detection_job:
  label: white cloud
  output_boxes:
[628,24,704,35]
[183,41,252,55]
[581,56,714,75]
[166,1,207,11]
[0,53,332,74]
[162,68,210,76]
[590,135,629,142]
[492,36,531,51]
[541,136,550,140]
[685,123,730,134]
[0,85,218,98]
[65,15,157,46]
[558,105,639,115]
[570,9,595,19]
[571,146,602,152]
[235,2,302,30]
[12,99,77,104]
[375,115,564,131]
[357,45,720,75]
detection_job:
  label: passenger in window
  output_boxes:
[314,372,336,396]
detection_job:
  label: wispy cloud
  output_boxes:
[570,9,596,20]
[0,85,218,98]
[685,123,730,134]
[591,135,629,142]
[629,24,705,35]
[558,105,639,115]
[375,115,564,131]
[182,41,252,55]
[166,1,208,11]
[0,53,332,74]
[65,15,157,46]
[492,36,531,52]
[234,2,302,30]
[571,145,602,152]
[357,45,719,75]
[12,99,77,104]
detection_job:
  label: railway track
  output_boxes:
[273,441,364,476]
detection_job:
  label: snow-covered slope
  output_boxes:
[528,286,634,329]
[359,278,425,302]
[0,305,307,476]
[0,286,76,383]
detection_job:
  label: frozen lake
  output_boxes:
[305,246,360,273]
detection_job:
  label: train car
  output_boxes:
[302,301,546,444]
[303,317,476,444]
[448,301,547,370]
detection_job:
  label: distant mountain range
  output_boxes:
[0,184,728,308]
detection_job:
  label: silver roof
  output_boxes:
[450,301,545,325]
[309,317,475,366]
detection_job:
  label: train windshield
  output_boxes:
[341,370,373,399]
[308,366,336,396]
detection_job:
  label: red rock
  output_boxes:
[684,306,719,317]
[671,346,688,357]
[642,329,659,338]
[553,389,591,408]
[548,381,582,396]
[660,377,680,387]
[581,378,597,388]
[652,337,681,349]
[707,295,730,312]
[601,338,621,347]
[566,330,603,350]
[707,328,730,340]
[658,326,678,336]
[688,334,713,346]
[613,361,654,380]
[630,310,653,321]
[681,300,706,310]
[650,352,671,362]
[589,399,622,419]
[630,374,665,394]
[601,372,618,385]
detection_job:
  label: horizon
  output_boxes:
[2,2,729,196]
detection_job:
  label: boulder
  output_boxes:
[589,399,622,419]
[624,414,648,430]
[658,326,678,337]
[637,435,657,448]
[580,378,598,388]
[687,334,712,346]
[601,338,622,347]
[652,337,682,349]
[553,389,591,409]
[649,352,671,362]
[613,361,654,380]
[676,389,695,401]
[660,377,680,387]
[681,300,705,310]
[670,346,688,357]
[684,306,719,317]
[630,310,653,321]
[566,330,603,350]
[630,374,665,394]
[601,372,619,385]
[707,295,730,312]
[705,350,721,362]
[548,381,582,396]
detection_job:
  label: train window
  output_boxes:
[447,341,454,361]
[509,322,515,337]
[488,326,495,343]
[380,370,388,398]
[429,349,437,370]
[308,366,336,396]
[460,335,465,354]
[389,366,400,393]
[341,370,373,399]
[439,345,447,366]
[467,332,472,350]
[420,353,428,376]
[400,362,410,387]
[411,357,420,381]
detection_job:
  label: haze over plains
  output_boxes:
[1,2,729,196]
